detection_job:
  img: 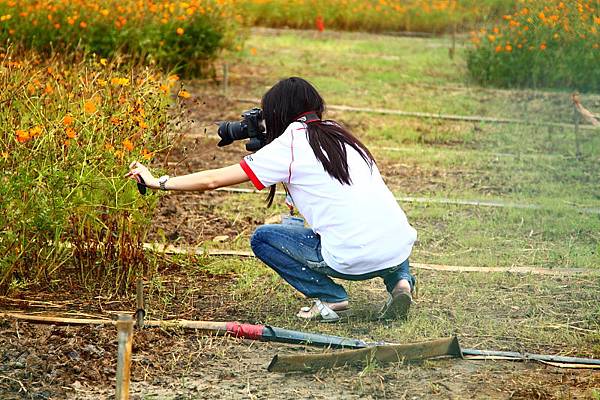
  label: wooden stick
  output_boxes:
[236,97,599,131]
[135,278,145,329]
[0,312,229,331]
[267,336,462,372]
[140,244,600,276]
[572,93,600,126]
[115,315,133,400]
[573,102,582,159]
[212,186,600,215]
[222,63,229,97]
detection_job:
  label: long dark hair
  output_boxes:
[261,77,375,206]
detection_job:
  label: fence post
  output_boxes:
[116,314,134,400]
[222,62,229,97]
[135,278,145,329]
[573,103,582,159]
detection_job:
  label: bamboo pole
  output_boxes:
[235,97,599,131]
[140,243,600,276]
[115,315,134,400]
[212,186,600,216]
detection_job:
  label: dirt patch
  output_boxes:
[2,316,599,399]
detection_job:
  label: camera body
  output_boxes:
[217,107,266,152]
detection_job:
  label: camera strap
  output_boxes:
[295,111,320,124]
[282,183,296,215]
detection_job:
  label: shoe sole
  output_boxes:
[297,309,353,323]
[378,293,412,320]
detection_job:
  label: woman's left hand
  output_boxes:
[125,161,159,189]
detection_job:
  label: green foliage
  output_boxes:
[467,0,600,91]
[0,50,176,293]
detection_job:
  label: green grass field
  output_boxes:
[140,30,600,383]
[192,29,600,272]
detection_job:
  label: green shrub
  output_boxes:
[238,0,515,33]
[0,0,242,75]
[467,0,600,91]
[0,50,179,294]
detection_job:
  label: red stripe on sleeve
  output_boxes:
[240,159,265,190]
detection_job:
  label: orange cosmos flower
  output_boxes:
[44,84,54,95]
[540,43,547,50]
[178,90,191,98]
[123,139,134,151]
[176,27,184,35]
[141,148,154,160]
[16,129,30,143]
[84,100,97,114]
[63,115,74,126]
[65,127,77,139]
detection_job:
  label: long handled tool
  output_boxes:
[3,312,600,371]
[0,312,366,348]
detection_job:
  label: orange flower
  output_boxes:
[123,139,134,152]
[29,126,42,137]
[178,90,191,98]
[84,100,97,114]
[540,43,547,50]
[176,27,184,35]
[15,129,30,143]
[79,21,87,28]
[110,116,121,125]
[141,148,154,160]
[63,115,74,126]
[44,83,54,95]
[505,44,512,52]
[65,127,77,139]
[111,77,130,86]
[495,45,503,53]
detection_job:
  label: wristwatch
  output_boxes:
[158,175,170,191]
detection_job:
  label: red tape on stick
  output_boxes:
[226,322,265,340]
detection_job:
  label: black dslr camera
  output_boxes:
[217,107,266,152]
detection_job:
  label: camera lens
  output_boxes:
[217,121,244,147]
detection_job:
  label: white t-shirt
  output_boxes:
[240,121,417,275]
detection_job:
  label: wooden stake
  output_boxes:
[135,278,145,329]
[574,103,582,159]
[449,23,456,59]
[115,315,134,400]
[222,63,229,97]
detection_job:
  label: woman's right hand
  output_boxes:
[125,161,159,189]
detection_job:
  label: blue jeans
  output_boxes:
[250,224,415,303]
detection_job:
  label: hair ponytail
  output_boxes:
[261,77,375,206]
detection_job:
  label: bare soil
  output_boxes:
[2,280,600,400]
